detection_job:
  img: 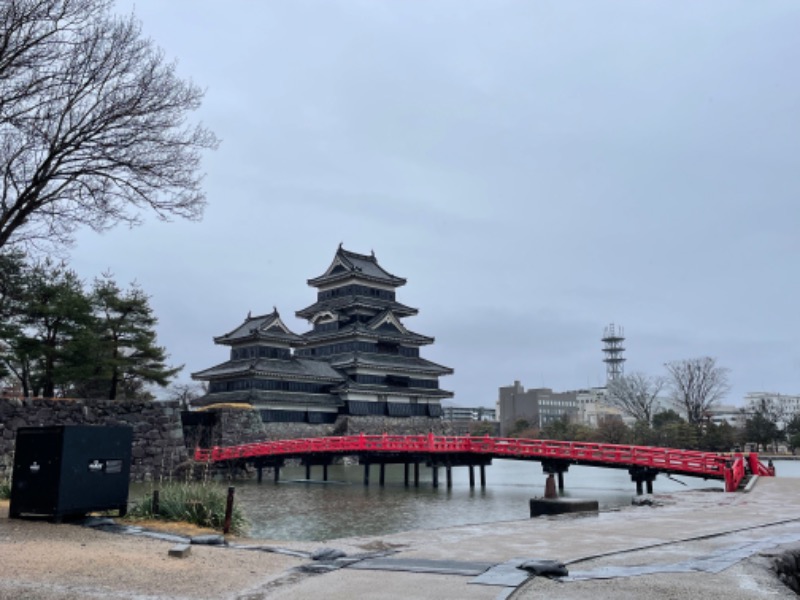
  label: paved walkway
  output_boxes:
[2,477,800,599]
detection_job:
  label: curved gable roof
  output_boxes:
[308,246,406,288]
[214,308,303,345]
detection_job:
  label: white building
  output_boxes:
[442,405,496,422]
[575,387,626,426]
[744,392,800,427]
[707,404,746,428]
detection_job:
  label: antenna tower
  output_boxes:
[602,323,626,383]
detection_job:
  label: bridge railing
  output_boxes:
[192,435,778,493]
[194,435,731,478]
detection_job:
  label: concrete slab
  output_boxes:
[349,557,495,576]
[530,497,599,516]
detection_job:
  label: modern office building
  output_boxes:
[496,381,580,435]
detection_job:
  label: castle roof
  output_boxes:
[191,357,344,382]
[308,246,406,288]
[333,381,454,399]
[328,353,453,376]
[296,295,418,320]
[191,390,343,408]
[214,309,303,345]
[302,317,434,346]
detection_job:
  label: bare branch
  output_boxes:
[605,372,665,425]
[0,0,218,251]
[665,357,730,424]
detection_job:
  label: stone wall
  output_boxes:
[0,397,187,482]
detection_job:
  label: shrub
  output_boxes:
[127,482,247,534]
[0,475,10,500]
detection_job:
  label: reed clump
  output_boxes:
[127,482,247,535]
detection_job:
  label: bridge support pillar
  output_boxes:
[305,462,311,481]
[404,463,409,487]
[323,463,328,482]
[379,463,386,487]
[432,466,439,488]
[629,467,658,496]
[542,460,571,492]
[468,465,475,488]
[256,466,263,484]
[446,466,452,488]
[274,465,280,483]
[480,465,486,488]
[414,462,420,487]
[363,463,370,486]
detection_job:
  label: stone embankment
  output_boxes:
[187,407,452,448]
[0,398,452,482]
[0,397,187,481]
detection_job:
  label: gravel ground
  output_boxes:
[2,478,800,599]
[0,501,305,600]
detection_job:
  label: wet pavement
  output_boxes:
[5,476,800,599]
[256,476,800,599]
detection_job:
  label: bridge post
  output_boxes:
[542,460,570,492]
[432,466,439,488]
[305,462,311,481]
[468,465,475,488]
[274,465,280,483]
[256,465,263,484]
[480,465,486,488]
[629,467,658,495]
[323,463,328,482]
[414,462,420,487]
[363,462,370,486]
[446,466,452,488]
[379,463,386,487]
[404,462,409,487]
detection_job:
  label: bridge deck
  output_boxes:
[194,434,774,492]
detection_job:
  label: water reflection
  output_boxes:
[231,459,726,541]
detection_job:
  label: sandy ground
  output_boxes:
[2,478,800,599]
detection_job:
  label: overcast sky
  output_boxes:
[68,1,800,407]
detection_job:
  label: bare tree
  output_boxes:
[0,0,218,250]
[167,382,206,410]
[605,372,665,425]
[665,357,730,424]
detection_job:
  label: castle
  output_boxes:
[192,246,453,425]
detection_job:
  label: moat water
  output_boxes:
[131,458,800,542]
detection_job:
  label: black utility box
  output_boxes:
[9,425,133,520]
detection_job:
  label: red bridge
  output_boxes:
[195,434,775,493]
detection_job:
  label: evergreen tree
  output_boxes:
[0,251,26,380]
[0,259,180,399]
[90,275,181,400]
[0,260,94,397]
